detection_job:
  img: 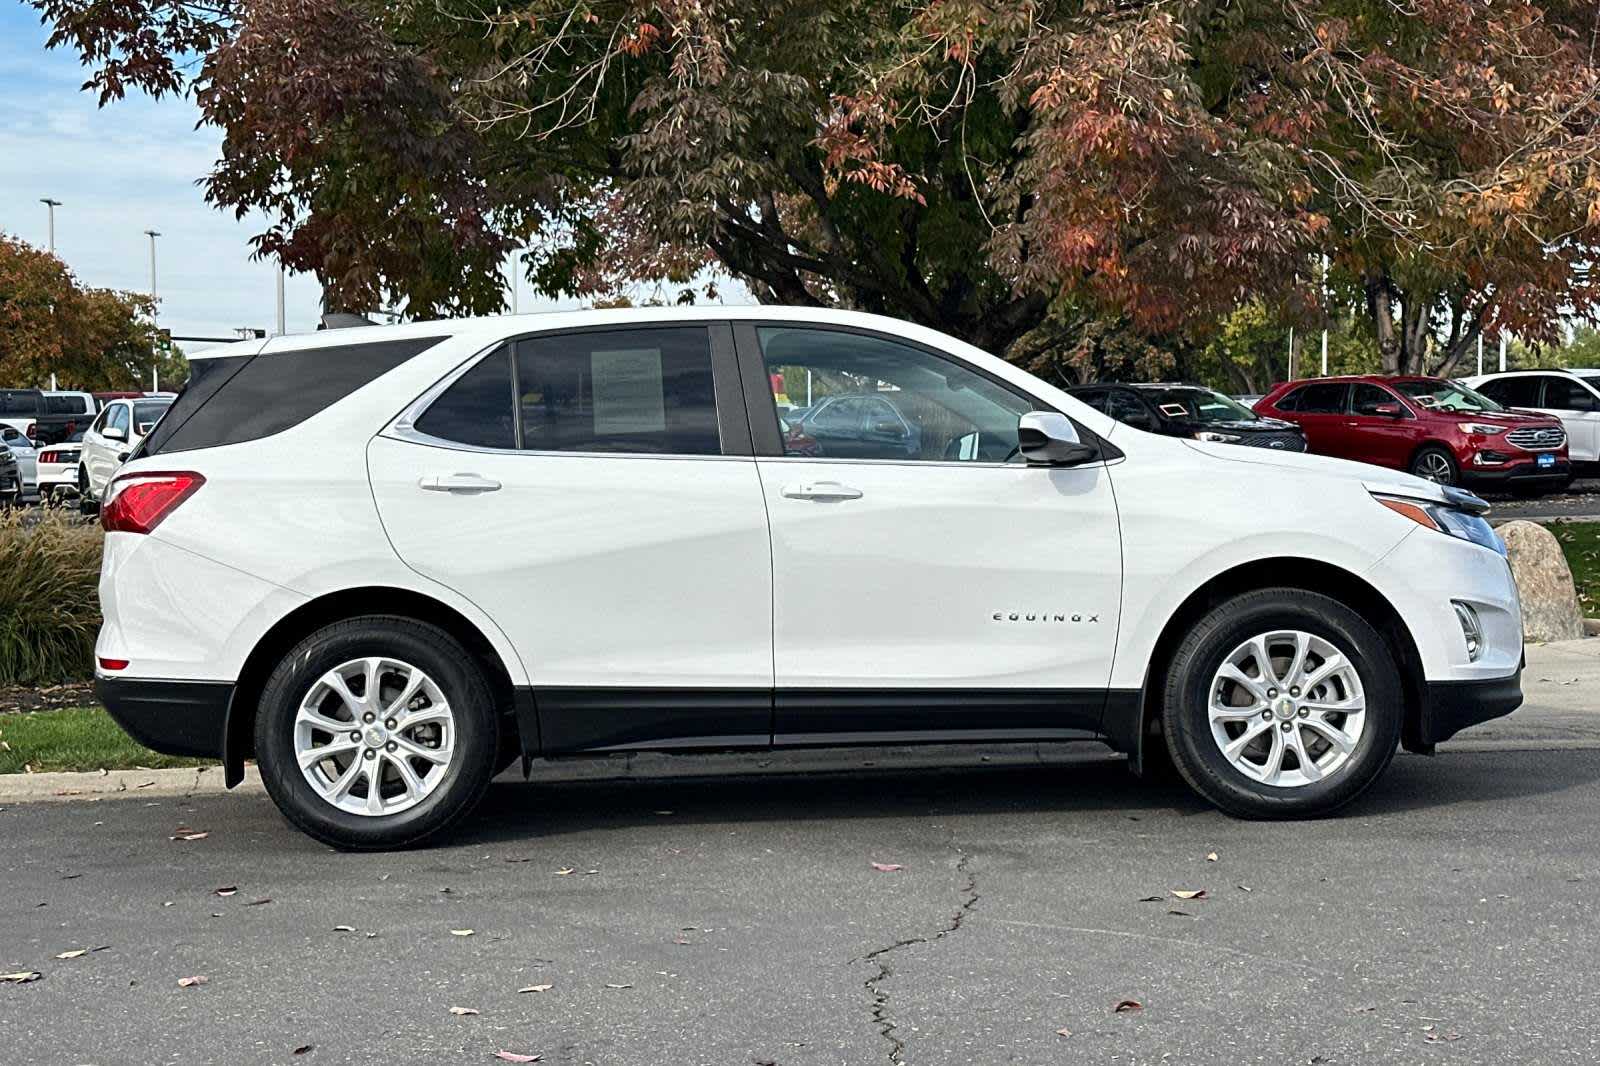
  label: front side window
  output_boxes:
[1103,390,1158,430]
[759,327,1037,462]
[1543,377,1600,412]
[106,404,130,435]
[1350,383,1401,416]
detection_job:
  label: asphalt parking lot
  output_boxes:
[1485,477,1600,522]
[5,653,1600,1066]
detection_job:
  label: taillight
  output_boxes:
[100,471,205,534]
[98,657,129,671]
[38,451,55,463]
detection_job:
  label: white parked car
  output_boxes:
[1460,369,1600,475]
[77,395,174,504]
[36,430,85,500]
[94,308,1523,849]
[0,424,38,497]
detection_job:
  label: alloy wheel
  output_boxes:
[1208,630,1366,788]
[1414,452,1454,484]
[293,657,456,816]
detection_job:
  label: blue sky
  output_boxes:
[0,3,718,352]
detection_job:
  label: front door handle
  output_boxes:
[781,480,863,501]
[420,473,502,494]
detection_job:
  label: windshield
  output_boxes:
[1144,387,1259,423]
[1577,372,1600,389]
[1390,379,1504,413]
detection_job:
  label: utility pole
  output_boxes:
[40,198,61,253]
[276,265,287,335]
[1319,253,1330,375]
[509,250,521,315]
[1499,334,1508,373]
[1477,334,1484,376]
[1287,326,1296,379]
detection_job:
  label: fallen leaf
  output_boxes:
[244,898,273,907]
[1205,852,1219,862]
[1236,884,1253,893]
[554,868,575,876]
[451,929,475,937]
[517,984,554,994]
[1114,999,1143,1013]
[333,925,357,933]
[1137,895,1164,903]
[449,1006,480,1016]
[504,857,532,864]
[1054,1027,1072,1038]
[604,983,632,990]
[292,1045,314,1056]
[1170,889,1208,900]
[177,975,208,988]
[870,862,904,872]
[170,830,209,842]
[54,949,88,960]
[215,886,238,897]
[1166,910,1193,917]
[493,1052,541,1063]
[0,971,41,984]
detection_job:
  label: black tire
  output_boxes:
[1160,588,1403,819]
[254,616,500,850]
[1408,444,1459,486]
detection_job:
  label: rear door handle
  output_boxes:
[781,480,863,501]
[420,473,502,494]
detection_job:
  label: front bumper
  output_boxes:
[1460,455,1570,488]
[97,676,234,758]
[1412,665,1524,749]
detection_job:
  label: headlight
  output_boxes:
[1194,431,1242,443]
[1459,422,1507,435]
[1373,492,1504,555]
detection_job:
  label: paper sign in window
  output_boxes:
[591,348,666,434]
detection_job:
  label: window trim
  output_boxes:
[388,322,751,460]
[729,320,1117,467]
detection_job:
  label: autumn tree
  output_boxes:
[30,0,1600,375]
[0,233,186,390]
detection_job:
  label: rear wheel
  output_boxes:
[1161,588,1402,819]
[1409,445,1458,485]
[254,616,500,850]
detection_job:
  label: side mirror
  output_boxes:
[1372,403,1403,418]
[103,425,127,442]
[1018,412,1097,466]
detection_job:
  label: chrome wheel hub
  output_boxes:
[1208,630,1366,788]
[293,657,455,817]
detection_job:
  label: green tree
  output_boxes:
[0,233,186,390]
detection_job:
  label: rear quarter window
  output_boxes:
[141,337,446,456]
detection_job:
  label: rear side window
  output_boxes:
[142,337,445,456]
[1279,383,1347,413]
[1545,377,1600,412]
[0,391,41,416]
[1476,376,1541,407]
[44,395,87,415]
[515,327,720,455]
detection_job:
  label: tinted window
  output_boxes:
[1474,376,1540,407]
[1543,377,1599,412]
[760,327,1037,462]
[515,327,720,455]
[1350,384,1398,415]
[1281,383,1347,413]
[44,395,85,415]
[1104,391,1158,429]
[137,356,251,456]
[0,391,41,416]
[415,347,515,449]
[142,337,445,456]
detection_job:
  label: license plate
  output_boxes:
[1537,453,1555,469]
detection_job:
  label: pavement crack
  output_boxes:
[861,849,980,1064]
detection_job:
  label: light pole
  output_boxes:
[143,229,161,306]
[40,198,61,253]
[276,264,287,335]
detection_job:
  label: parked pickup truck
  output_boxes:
[0,389,97,446]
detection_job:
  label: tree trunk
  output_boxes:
[1365,269,1400,374]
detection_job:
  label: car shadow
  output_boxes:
[448,744,1600,846]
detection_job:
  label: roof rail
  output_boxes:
[318,312,378,330]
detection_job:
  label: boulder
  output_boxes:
[1499,520,1585,643]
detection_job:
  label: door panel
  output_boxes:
[758,459,1121,718]
[1344,384,1413,469]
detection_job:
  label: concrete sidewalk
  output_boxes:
[1,640,1595,803]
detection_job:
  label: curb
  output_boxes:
[0,765,262,802]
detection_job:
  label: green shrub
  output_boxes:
[0,507,102,685]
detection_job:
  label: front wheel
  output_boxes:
[1409,445,1458,485]
[254,616,501,850]
[1161,588,1402,819]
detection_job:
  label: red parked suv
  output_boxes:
[1256,375,1570,494]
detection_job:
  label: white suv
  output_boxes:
[95,308,1523,849]
[78,395,175,503]
[1461,369,1600,475]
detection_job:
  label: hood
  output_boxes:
[1415,406,1558,427]
[1178,416,1300,433]
[1179,438,1452,504]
